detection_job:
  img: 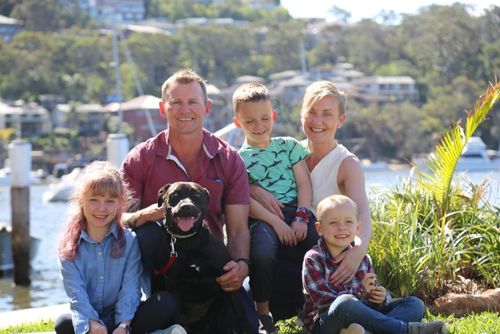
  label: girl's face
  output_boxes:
[301,95,345,145]
[82,192,120,231]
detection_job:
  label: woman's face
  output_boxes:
[301,95,346,145]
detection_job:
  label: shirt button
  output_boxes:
[100,276,104,280]
[98,252,102,256]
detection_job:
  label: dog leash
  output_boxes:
[153,235,178,275]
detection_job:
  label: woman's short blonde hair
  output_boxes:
[301,80,347,116]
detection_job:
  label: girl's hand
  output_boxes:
[112,326,128,334]
[291,219,307,241]
[329,244,365,285]
[89,319,107,334]
[369,285,387,304]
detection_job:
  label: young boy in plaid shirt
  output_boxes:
[299,194,447,334]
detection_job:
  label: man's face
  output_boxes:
[160,81,211,135]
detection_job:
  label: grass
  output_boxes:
[2,313,500,334]
[0,319,54,334]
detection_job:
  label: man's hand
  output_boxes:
[216,260,248,292]
[249,185,285,219]
[89,319,107,334]
[329,244,365,285]
[291,219,307,242]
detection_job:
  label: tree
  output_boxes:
[258,20,305,74]
[121,32,180,97]
[342,19,393,73]
[396,4,481,87]
[177,24,255,85]
[10,0,88,31]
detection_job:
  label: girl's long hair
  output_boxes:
[58,161,132,261]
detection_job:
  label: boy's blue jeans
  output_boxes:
[313,294,425,334]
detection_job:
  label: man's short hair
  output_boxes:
[161,68,208,102]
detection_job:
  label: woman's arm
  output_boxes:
[293,159,313,210]
[330,156,372,285]
[291,160,313,241]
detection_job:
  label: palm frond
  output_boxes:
[416,81,500,216]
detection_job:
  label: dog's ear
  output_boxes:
[201,186,209,202]
[158,183,171,207]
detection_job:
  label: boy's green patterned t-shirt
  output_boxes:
[239,136,308,204]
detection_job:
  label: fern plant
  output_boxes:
[370,82,500,301]
[415,81,500,218]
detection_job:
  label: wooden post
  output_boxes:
[106,133,129,168]
[9,140,31,286]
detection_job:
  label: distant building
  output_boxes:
[85,0,145,23]
[107,95,163,142]
[55,103,110,135]
[243,0,280,10]
[352,76,419,102]
[0,100,51,137]
[205,84,231,132]
[0,15,23,43]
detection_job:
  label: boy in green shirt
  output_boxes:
[233,83,318,333]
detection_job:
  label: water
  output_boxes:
[0,169,498,312]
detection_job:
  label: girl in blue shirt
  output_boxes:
[55,161,183,334]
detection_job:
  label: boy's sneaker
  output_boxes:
[340,323,365,334]
[150,324,187,334]
[408,321,447,334]
[258,314,277,334]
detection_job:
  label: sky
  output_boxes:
[280,0,496,22]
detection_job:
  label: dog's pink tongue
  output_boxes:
[177,217,195,232]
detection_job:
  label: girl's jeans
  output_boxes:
[314,294,425,334]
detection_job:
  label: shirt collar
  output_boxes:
[79,222,119,244]
[164,128,219,160]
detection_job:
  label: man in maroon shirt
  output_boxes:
[122,69,257,332]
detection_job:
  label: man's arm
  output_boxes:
[216,203,250,292]
[122,202,164,229]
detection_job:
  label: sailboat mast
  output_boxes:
[112,26,123,134]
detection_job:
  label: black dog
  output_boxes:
[153,181,253,334]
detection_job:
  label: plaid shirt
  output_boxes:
[298,238,391,331]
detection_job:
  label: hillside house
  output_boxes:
[0,100,51,137]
